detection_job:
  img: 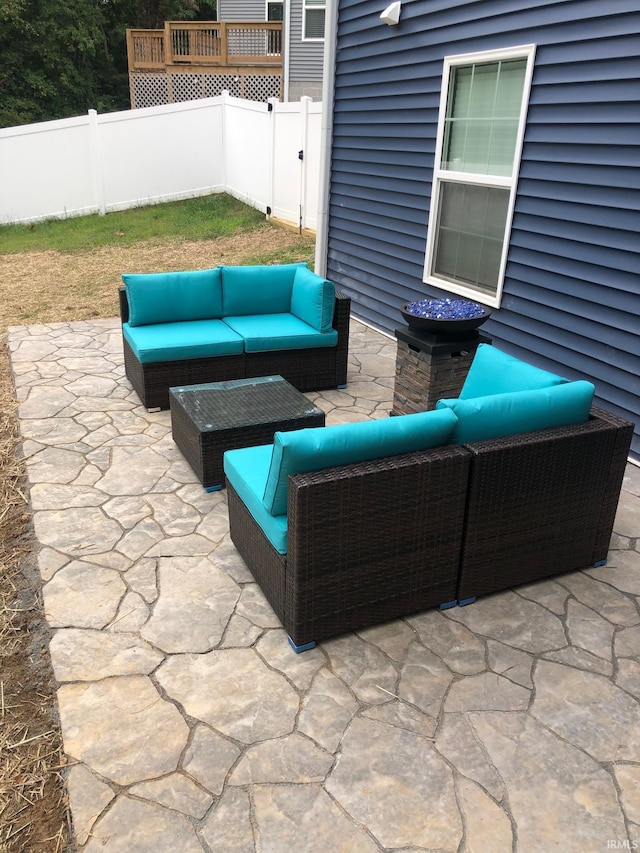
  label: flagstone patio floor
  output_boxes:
[7,317,640,852]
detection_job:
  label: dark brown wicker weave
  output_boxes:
[227,445,471,648]
[119,287,351,410]
[169,377,326,490]
[227,406,632,648]
[457,407,634,602]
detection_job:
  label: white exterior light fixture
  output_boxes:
[380,1,401,25]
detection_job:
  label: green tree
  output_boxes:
[106,0,217,30]
[0,0,103,125]
[0,0,218,128]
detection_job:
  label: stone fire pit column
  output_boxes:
[391,326,492,416]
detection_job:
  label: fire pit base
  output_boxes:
[391,327,492,416]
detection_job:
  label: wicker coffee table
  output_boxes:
[169,375,326,491]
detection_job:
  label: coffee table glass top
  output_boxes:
[169,375,323,432]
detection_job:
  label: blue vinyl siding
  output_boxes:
[326,0,640,457]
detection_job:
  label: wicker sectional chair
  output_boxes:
[228,443,471,651]
[226,406,632,651]
[457,406,633,602]
[224,345,633,651]
[118,263,350,410]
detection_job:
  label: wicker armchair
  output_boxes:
[457,406,633,603]
[227,445,471,650]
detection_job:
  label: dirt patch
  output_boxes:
[0,224,315,851]
[0,224,314,328]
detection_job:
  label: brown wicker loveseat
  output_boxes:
[224,345,633,651]
[118,263,350,410]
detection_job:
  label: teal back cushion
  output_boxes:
[437,380,595,445]
[262,408,458,516]
[460,344,568,399]
[123,268,223,326]
[290,266,336,333]
[221,263,306,316]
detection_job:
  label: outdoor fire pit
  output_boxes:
[401,297,491,336]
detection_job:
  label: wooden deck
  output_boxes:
[127,21,283,72]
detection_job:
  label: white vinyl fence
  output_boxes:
[0,93,322,231]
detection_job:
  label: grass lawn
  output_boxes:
[0,194,315,327]
[0,193,266,253]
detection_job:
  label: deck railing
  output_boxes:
[127,21,283,71]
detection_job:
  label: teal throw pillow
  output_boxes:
[123,268,222,326]
[460,343,568,399]
[262,408,458,516]
[290,266,336,333]
[221,263,306,316]
[437,380,595,445]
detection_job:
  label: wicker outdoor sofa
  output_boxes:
[118,263,350,410]
[224,344,634,651]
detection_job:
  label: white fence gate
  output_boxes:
[0,94,322,232]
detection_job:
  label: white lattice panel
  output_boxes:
[130,71,280,107]
[170,74,204,103]
[130,73,169,109]
[243,75,281,101]
[204,75,241,98]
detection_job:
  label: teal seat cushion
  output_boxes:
[223,314,338,352]
[290,266,336,333]
[123,268,223,326]
[437,381,595,445]
[123,319,244,364]
[262,408,459,517]
[460,344,568,399]
[223,444,288,553]
[221,263,306,316]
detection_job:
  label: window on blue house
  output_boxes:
[303,0,325,39]
[423,45,536,306]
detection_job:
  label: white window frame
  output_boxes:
[423,44,536,308]
[302,0,325,41]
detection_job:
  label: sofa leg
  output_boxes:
[438,600,457,610]
[592,558,608,567]
[147,407,161,413]
[206,484,223,493]
[458,596,477,607]
[288,636,316,653]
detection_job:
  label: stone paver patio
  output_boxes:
[7,317,640,852]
